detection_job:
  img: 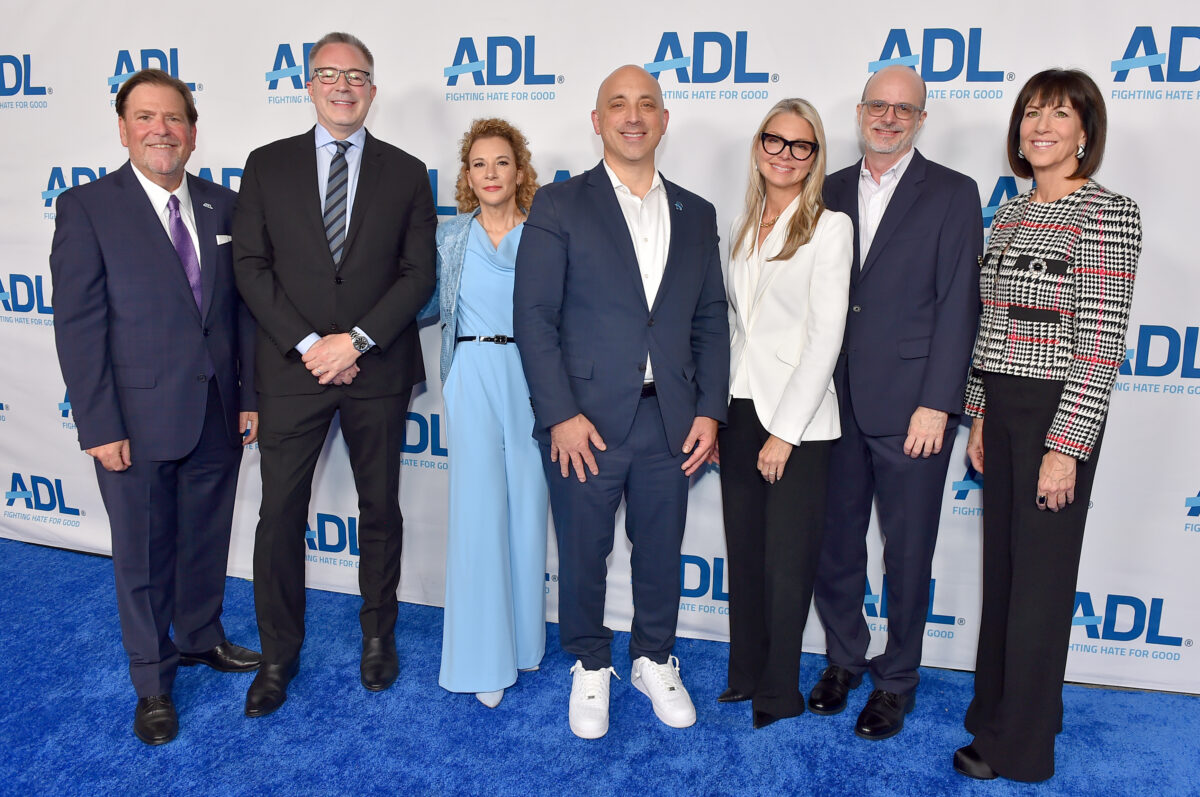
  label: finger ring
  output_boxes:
[315,369,323,376]
[1037,495,1047,505]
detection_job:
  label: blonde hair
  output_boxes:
[454,118,539,213]
[732,98,829,262]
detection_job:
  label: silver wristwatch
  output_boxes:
[349,329,371,353]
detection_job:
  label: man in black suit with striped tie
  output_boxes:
[233,31,436,718]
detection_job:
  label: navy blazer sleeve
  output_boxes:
[50,190,127,449]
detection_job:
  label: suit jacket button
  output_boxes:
[637,363,646,372]
[197,375,207,382]
[852,305,862,313]
[335,277,344,285]
[329,324,339,332]
[203,328,210,336]
[647,318,655,326]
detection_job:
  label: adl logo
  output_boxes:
[982,176,1020,228]
[865,576,957,626]
[0,54,47,96]
[871,28,1005,82]
[0,273,52,315]
[306,513,358,555]
[951,463,983,501]
[5,473,80,515]
[444,36,554,86]
[43,167,107,207]
[265,42,315,90]
[1119,325,1200,378]
[109,48,196,92]
[680,555,729,600]
[1072,592,1184,646]
[1112,27,1200,82]
[404,412,448,456]
[645,32,770,84]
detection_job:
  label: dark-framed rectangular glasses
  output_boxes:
[760,132,818,161]
[861,100,923,120]
[311,67,372,87]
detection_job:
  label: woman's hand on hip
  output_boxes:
[1037,450,1077,512]
[758,435,793,485]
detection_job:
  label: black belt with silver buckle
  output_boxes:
[640,382,656,398]
[456,335,516,345]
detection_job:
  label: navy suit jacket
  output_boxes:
[824,150,982,437]
[50,162,255,461]
[513,162,729,456]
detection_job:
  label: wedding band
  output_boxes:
[315,369,323,376]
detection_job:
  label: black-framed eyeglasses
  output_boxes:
[311,67,372,87]
[861,100,923,120]
[760,132,819,161]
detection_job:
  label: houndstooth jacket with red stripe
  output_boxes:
[963,180,1142,460]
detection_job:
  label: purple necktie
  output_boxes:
[167,194,202,310]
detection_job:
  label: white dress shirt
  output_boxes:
[130,165,200,268]
[857,147,915,264]
[603,159,670,383]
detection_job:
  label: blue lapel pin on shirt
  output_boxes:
[202,202,213,209]
[674,201,683,211]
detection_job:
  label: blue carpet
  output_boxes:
[0,537,1195,796]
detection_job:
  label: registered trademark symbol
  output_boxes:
[771,74,779,83]
[47,87,54,95]
[1006,72,1016,82]
[957,617,966,626]
[557,75,564,84]
[81,510,87,516]
[196,83,204,91]
[1186,639,1193,647]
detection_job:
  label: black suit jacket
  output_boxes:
[823,149,982,437]
[233,127,437,397]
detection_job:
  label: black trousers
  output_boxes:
[96,379,242,697]
[965,373,1103,783]
[719,399,832,717]
[544,393,688,670]
[253,387,410,663]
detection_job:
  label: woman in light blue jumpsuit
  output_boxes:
[437,119,547,708]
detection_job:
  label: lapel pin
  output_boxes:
[674,201,683,211]
[203,202,213,209]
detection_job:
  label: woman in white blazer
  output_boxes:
[716,98,853,729]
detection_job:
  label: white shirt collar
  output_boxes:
[860,147,916,187]
[602,159,665,198]
[315,124,368,150]
[129,163,192,219]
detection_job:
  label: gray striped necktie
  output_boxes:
[324,140,351,265]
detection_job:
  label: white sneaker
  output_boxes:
[475,689,504,708]
[631,655,696,728]
[568,660,618,739]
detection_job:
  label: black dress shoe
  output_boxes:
[133,695,178,745]
[807,664,863,715]
[361,633,398,692]
[752,709,782,729]
[954,744,998,780]
[717,687,751,704]
[180,641,262,672]
[854,688,915,740]
[244,659,299,718]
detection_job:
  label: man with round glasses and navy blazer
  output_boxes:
[809,64,982,741]
[50,68,261,746]
[233,31,436,718]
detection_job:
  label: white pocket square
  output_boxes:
[216,234,232,245]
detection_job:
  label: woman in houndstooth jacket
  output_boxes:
[953,70,1142,783]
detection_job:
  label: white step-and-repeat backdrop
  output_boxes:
[2,2,1196,693]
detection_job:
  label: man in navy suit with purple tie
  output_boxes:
[50,69,261,746]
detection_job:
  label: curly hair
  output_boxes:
[453,118,539,213]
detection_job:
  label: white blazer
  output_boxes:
[724,198,853,444]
